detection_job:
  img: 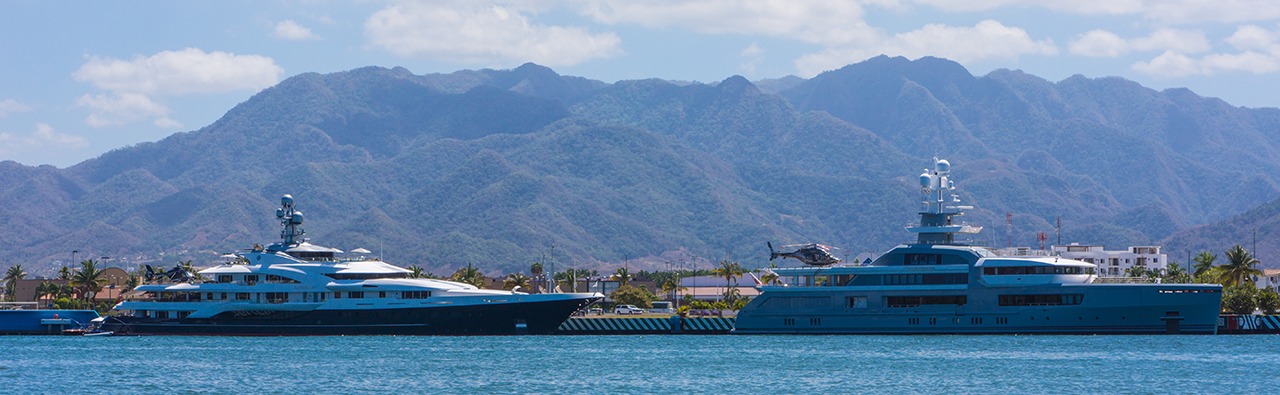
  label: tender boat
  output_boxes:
[735,158,1222,334]
[100,194,602,335]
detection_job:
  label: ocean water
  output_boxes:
[2,334,1276,394]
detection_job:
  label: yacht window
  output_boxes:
[217,275,233,283]
[235,293,250,301]
[334,292,341,299]
[379,291,386,298]
[402,291,431,299]
[349,291,364,299]
[244,275,259,285]
[904,254,942,265]
[848,296,867,309]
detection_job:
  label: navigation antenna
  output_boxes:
[276,194,305,246]
[1006,212,1012,248]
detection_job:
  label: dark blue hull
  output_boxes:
[101,297,597,336]
[0,310,100,335]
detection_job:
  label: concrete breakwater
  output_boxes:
[556,316,735,335]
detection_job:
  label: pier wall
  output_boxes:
[557,316,735,335]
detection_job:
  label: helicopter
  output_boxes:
[767,242,841,266]
[143,264,197,283]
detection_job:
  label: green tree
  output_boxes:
[3,265,27,302]
[33,282,52,306]
[1258,289,1280,315]
[1162,262,1191,284]
[1123,265,1152,279]
[406,265,426,279]
[503,273,531,291]
[610,284,654,308]
[555,268,588,292]
[1218,245,1262,287]
[612,267,632,287]
[451,263,486,288]
[57,266,71,281]
[710,260,746,302]
[660,277,683,301]
[70,259,108,306]
[1192,251,1217,278]
[1222,283,1259,314]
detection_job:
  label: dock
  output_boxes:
[557,316,736,335]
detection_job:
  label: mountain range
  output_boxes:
[4,55,1280,276]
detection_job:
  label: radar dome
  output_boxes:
[919,172,934,188]
[291,212,304,225]
[934,160,951,175]
[281,194,294,207]
[276,208,284,219]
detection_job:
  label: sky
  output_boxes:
[4,0,1280,168]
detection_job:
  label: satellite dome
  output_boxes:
[281,194,294,207]
[935,159,951,175]
[919,172,933,188]
[276,208,284,219]
[291,212,304,225]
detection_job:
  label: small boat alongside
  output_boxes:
[735,158,1223,335]
[100,194,602,335]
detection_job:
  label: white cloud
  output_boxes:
[0,99,33,118]
[274,20,319,41]
[76,93,178,128]
[740,43,764,75]
[72,48,280,128]
[1226,25,1280,51]
[1070,28,1209,57]
[0,123,89,158]
[916,0,1280,23]
[581,1,879,46]
[1130,25,1280,77]
[73,48,283,96]
[795,20,1057,76]
[365,3,621,66]
[1069,30,1128,57]
[1132,51,1204,77]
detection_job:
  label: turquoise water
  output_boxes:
[2,334,1276,394]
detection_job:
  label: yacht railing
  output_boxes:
[1092,276,1158,284]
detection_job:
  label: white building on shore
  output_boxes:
[1050,243,1168,277]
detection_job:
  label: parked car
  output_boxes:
[614,304,646,315]
[588,307,603,315]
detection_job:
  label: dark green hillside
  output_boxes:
[4,57,1280,275]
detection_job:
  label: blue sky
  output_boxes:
[4,0,1280,168]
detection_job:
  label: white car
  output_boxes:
[614,304,646,315]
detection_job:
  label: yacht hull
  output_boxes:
[101,297,598,336]
[734,284,1222,335]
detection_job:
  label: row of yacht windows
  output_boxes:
[208,273,409,284]
[781,273,969,287]
[982,266,1087,275]
[212,274,300,284]
[835,293,1085,309]
[144,290,432,303]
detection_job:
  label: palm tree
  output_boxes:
[612,267,632,287]
[3,264,27,302]
[660,277,678,301]
[1162,262,1190,284]
[70,259,108,306]
[406,265,426,279]
[1218,245,1263,287]
[1192,251,1217,278]
[710,260,745,302]
[34,282,51,306]
[57,266,71,281]
[503,273,531,291]
[451,263,486,288]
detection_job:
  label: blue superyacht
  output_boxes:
[735,159,1222,334]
